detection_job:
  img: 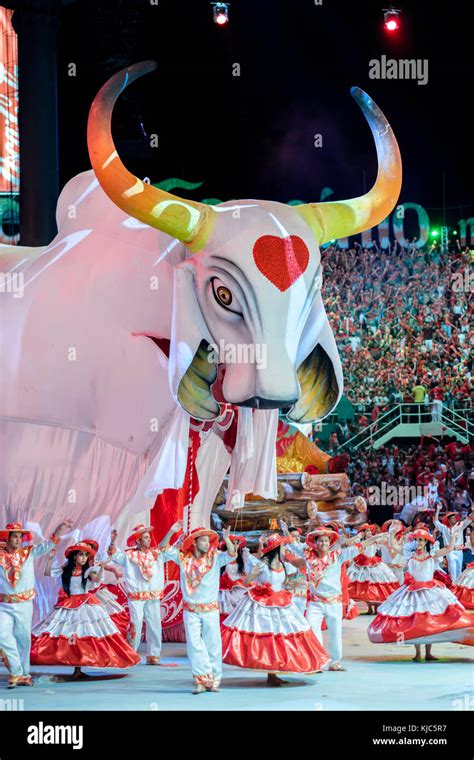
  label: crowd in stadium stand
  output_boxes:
[315,242,473,520]
[321,242,473,416]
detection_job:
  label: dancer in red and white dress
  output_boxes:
[346,524,400,614]
[368,529,474,661]
[81,538,130,637]
[452,563,474,610]
[221,533,329,686]
[31,542,140,678]
[380,520,407,585]
[218,535,250,622]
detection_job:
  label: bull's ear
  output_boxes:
[287,310,343,424]
[177,340,220,420]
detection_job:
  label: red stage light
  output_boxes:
[212,3,230,26]
[383,8,401,33]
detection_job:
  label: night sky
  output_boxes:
[57,0,474,229]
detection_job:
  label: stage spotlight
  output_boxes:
[212,2,230,26]
[431,229,439,237]
[383,7,401,32]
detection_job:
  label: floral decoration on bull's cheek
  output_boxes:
[252,234,310,292]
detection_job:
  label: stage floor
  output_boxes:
[5,615,473,711]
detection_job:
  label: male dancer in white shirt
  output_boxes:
[433,507,473,582]
[161,522,236,693]
[0,519,73,688]
[107,524,175,666]
[285,526,385,671]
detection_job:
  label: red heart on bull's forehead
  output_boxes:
[252,234,310,292]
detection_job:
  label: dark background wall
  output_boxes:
[56,0,473,226]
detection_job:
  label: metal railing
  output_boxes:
[336,403,473,452]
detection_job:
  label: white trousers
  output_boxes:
[128,599,162,658]
[0,601,33,677]
[447,551,463,583]
[306,601,343,665]
[431,400,442,422]
[183,609,222,687]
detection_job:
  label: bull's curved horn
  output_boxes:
[296,88,402,245]
[87,61,215,251]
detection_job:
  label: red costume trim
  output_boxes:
[181,549,218,597]
[124,548,160,582]
[0,588,35,604]
[0,546,33,588]
[183,600,219,613]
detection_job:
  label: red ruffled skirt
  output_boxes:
[93,585,130,636]
[452,566,474,610]
[347,555,400,603]
[368,576,474,645]
[31,592,140,668]
[221,584,329,674]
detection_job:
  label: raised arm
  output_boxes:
[283,547,306,569]
[86,563,105,584]
[158,520,184,549]
[43,548,57,577]
[433,505,444,533]
[459,510,474,532]
[387,520,404,554]
[244,563,261,587]
[221,528,237,558]
[433,533,456,560]
[32,518,74,559]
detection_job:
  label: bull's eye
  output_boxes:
[211,278,242,315]
[216,285,232,307]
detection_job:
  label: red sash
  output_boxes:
[353,554,381,567]
[55,589,101,608]
[249,583,292,607]
[404,572,443,592]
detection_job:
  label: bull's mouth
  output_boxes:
[238,396,298,411]
[135,334,338,423]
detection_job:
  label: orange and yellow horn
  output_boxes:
[87,61,215,251]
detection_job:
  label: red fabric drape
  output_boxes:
[151,428,201,634]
